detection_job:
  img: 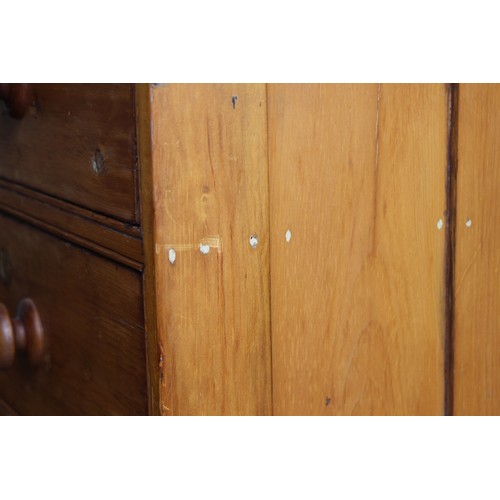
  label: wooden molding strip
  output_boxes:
[0,183,143,270]
[0,177,141,238]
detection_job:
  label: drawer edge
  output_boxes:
[0,183,143,271]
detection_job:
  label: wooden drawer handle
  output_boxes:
[0,83,33,118]
[0,299,45,369]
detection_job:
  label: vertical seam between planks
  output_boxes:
[445,83,459,416]
[265,83,275,416]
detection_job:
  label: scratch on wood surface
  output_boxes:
[374,84,381,173]
[371,83,382,254]
[455,241,482,296]
[217,247,227,380]
[155,236,223,254]
[207,116,216,182]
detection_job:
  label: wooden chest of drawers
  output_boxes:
[0,213,147,415]
[0,84,138,222]
[0,84,150,415]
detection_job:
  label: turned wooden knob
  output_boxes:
[0,83,33,118]
[0,299,45,369]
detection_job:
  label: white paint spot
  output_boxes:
[285,229,292,243]
[437,219,444,230]
[200,243,211,255]
[168,248,176,265]
[249,235,258,249]
[466,218,472,228]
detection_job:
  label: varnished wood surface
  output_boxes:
[0,84,138,223]
[0,298,46,368]
[0,213,148,415]
[454,84,500,415]
[0,398,16,416]
[136,84,160,415]
[0,180,143,270]
[148,84,272,415]
[0,178,141,238]
[268,84,448,415]
[0,84,34,118]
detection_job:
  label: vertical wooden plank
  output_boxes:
[455,84,500,415]
[147,84,272,415]
[268,84,448,415]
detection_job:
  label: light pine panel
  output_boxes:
[146,84,272,415]
[454,84,500,415]
[268,84,448,415]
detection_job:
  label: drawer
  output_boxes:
[0,84,137,223]
[0,213,148,415]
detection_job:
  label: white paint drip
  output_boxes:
[199,243,211,255]
[249,235,258,249]
[437,219,443,230]
[168,248,176,264]
[285,229,292,243]
[466,218,472,228]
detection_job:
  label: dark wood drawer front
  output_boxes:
[0,84,138,223]
[0,213,148,415]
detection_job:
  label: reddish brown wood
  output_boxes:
[0,181,143,269]
[0,303,15,369]
[135,84,161,415]
[0,213,148,415]
[0,398,16,415]
[15,299,46,365]
[0,179,141,238]
[0,84,34,118]
[0,299,45,369]
[0,84,138,223]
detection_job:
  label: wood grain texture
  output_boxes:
[136,84,161,415]
[0,398,16,416]
[454,84,500,415]
[0,84,138,223]
[0,180,143,270]
[0,213,148,415]
[148,84,272,415]
[268,84,448,415]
